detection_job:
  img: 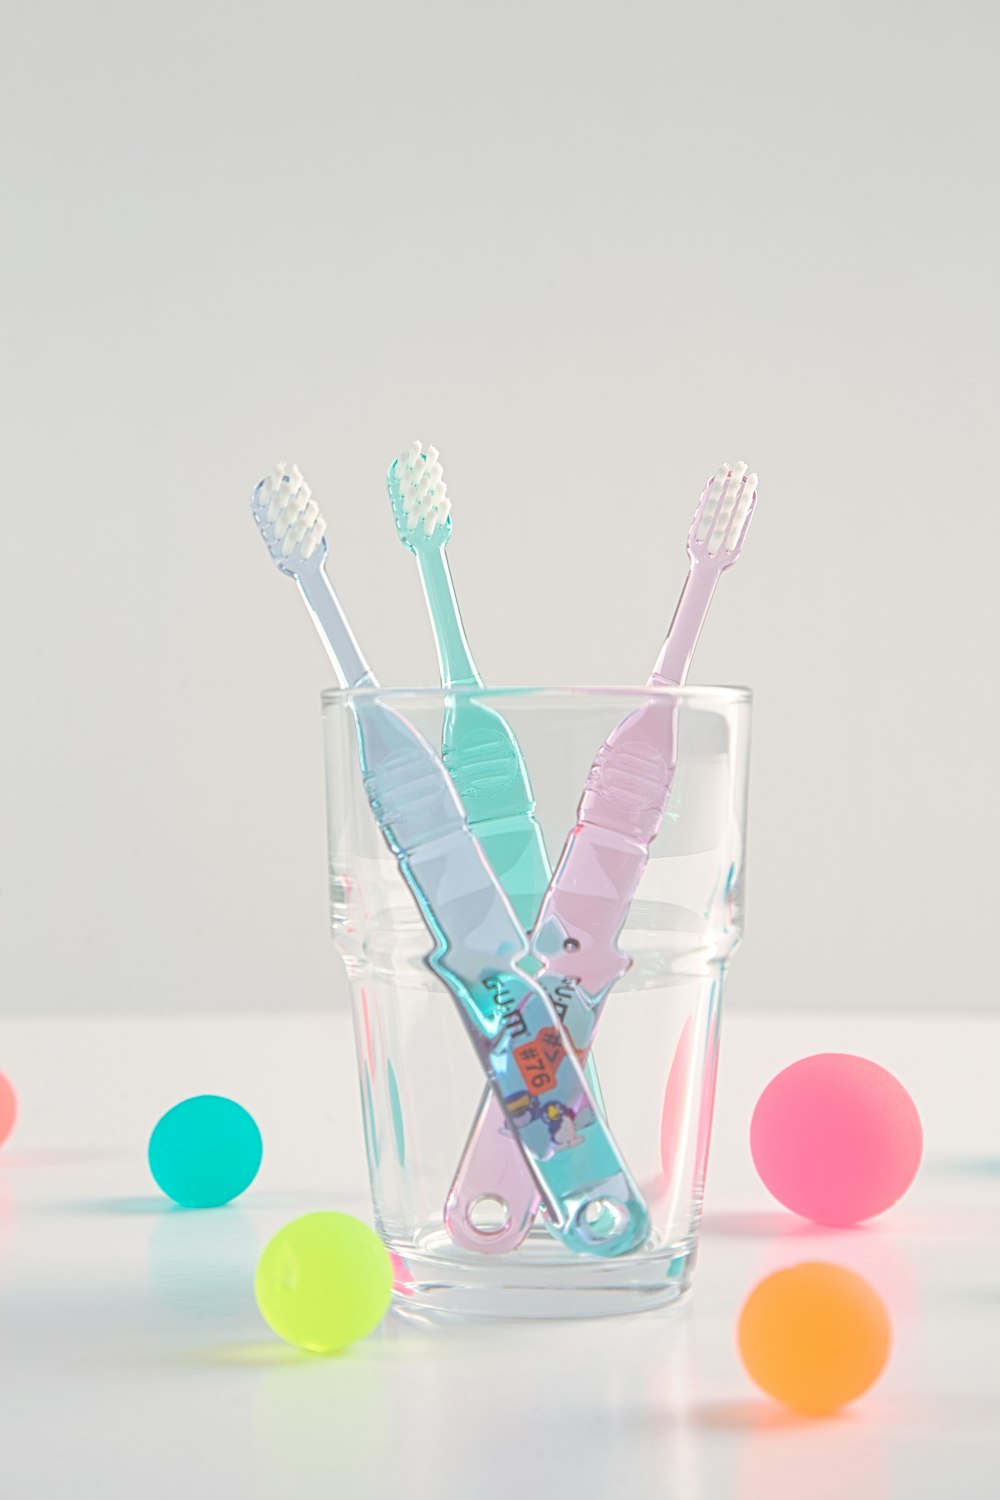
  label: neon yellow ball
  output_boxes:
[255,1212,393,1354]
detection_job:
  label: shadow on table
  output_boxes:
[700,1210,872,1239]
[0,1148,118,1169]
[60,1195,178,1215]
[38,1186,347,1215]
[920,1155,1000,1177]
[678,1397,843,1431]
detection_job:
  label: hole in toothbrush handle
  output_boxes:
[559,1193,649,1259]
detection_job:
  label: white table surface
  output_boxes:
[1,1010,998,1499]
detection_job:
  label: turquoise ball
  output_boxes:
[148,1095,262,1208]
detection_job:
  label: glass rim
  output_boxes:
[321,682,752,711]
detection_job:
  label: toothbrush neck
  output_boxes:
[297,565,375,690]
[418,547,483,691]
[650,562,720,688]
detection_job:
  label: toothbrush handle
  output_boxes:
[440,692,553,923]
[417,548,482,690]
[353,699,648,1257]
[420,546,610,1141]
[425,944,648,1258]
[447,506,749,1252]
[650,560,719,689]
[418,548,560,930]
[298,560,375,690]
[446,695,678,1253]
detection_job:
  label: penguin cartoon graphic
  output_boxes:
[543,1100,584,1151]
[502,1089,551,1160]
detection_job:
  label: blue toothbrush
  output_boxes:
[250,462,648,1257]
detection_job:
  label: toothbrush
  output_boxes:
[386,440,552,927]
[445,462,757,1253]
[250,463,649,1257]
[388,439,607,1114]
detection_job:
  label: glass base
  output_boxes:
[388,1223,698,1320]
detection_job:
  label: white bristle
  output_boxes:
[395,437,451,535]
[694,466,730,546]
[724,468,757,551]
[302,514,326,559]
[710,463,744,549]
[252,463,327,568]
[695,462,758,558]
[689,461,758,562]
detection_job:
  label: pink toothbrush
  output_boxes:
[445,462,758,1252]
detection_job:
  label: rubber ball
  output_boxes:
[750,1053,922,1226]
[738,1261,892,1415]
[255,1211,392,1354]
[0,1072,17,1148]
[148,1094,262,1208]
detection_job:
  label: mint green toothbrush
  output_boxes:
[386,440,551,929]
[387,439,606,1115]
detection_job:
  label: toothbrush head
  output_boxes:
[251,463,327,577]
[689,462,758,569]
[387,440,452,553]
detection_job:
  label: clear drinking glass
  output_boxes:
[322,685,751,1319]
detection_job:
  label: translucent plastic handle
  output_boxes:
[354,698,649,1257]
[471,968,647,1257]
[445,696,678,1253]
[445,970,609,1251]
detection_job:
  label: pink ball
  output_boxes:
[750,1054,922,1226]
[0,1072,17,1149]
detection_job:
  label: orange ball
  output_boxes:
[738,1262,891,1415]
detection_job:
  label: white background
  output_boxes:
[2,0,998,1015]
